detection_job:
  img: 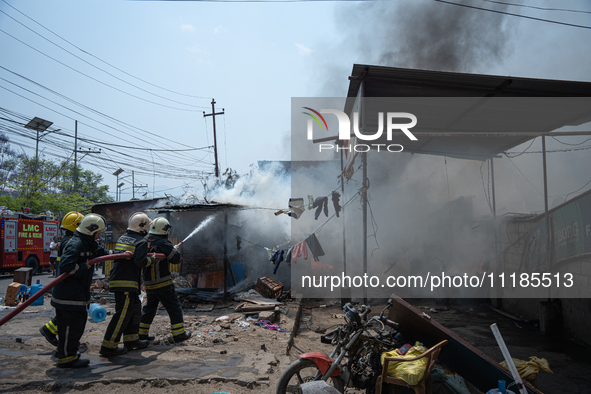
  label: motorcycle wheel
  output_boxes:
[276,358,345,394]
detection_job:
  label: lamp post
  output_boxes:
[117,182,125,201]
[113,168,123,201]
[25,117,53,174]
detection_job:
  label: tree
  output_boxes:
[0,131,20,192]
[3,153,112,217]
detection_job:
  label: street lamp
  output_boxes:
[112,168,123,201]
[117,182,125,201]
[25,117,53,173]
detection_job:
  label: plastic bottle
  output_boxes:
[486,380,515,394]
[30,280,44,306]
[88,303,107,322]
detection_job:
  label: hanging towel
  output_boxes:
[312,196,329,220]
[305,234,325,260]
[285,247,293,264]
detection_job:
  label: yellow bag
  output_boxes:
[381,343,428,385]
[500,356,553,382]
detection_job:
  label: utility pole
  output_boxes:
[203,99,224,178]
[73,120,100,193]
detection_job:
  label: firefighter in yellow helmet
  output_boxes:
[139,217,191,343]
[39,211,84,348]
[51,213,111,368]
[100,212,154,356]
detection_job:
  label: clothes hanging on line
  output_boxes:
[331,191,341,218]
[307,195,314,210]
[312,196,329,220]
[291,240,308,264]
[305,233,325,260]
[263,247,274,260]
[288,198,305,219]
[270,249,285,274]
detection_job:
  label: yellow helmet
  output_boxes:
[128,212,152,233]
[149,217,172,235]
[61,211,84,232]
[77,213,106,236]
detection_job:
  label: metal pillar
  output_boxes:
[542,136,550,269]
[362,151,368,304]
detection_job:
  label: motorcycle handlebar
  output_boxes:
[379,316,400,329]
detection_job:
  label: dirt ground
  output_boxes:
[0,293,299,394]
[1,295,590,394]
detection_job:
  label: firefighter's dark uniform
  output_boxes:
[100,230,154,353]
[40,232,74,344]
[139,234,187,341]
[51,231,109,367]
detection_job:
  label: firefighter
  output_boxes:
[51,213,111,368]
[39,211,84,347]
[139,217,191,343]
[100,212,153,357]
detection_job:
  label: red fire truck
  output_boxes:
[1,212,58,274]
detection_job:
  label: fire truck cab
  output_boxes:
[0,209,58,275]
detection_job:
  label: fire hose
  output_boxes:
[0,252,167,328]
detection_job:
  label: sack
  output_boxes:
[381,343,428,385]
[499,356,553,382]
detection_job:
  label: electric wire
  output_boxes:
[0,82,212,166]
[480,0,591,15]
[0,8,209,109]
[0,28,204,112]
[432,0,591,30]
[1,0,212,100]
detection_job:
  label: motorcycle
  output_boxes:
[276,298,403,394]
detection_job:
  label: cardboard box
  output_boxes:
[5,282,22,306]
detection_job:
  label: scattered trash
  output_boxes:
[276,307,288,315]
[15,337,22,343]
[261,344,267,352]
[331,313,344,319]
[195,304,215,312]
[255,319,286,332]
[215,315,230,322]
[235,318,250,329]
[421,312,431,320]
[220,350,227,354]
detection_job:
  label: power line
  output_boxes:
[0,79,207,161]
[433,0,591,30]
[480,0,591,15]
[0,7,209,109]
[0,28,205,111]
[1,0,213,100]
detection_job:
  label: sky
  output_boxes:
[0,0,590,203]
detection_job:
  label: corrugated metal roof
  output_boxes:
[344,64,591,160]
